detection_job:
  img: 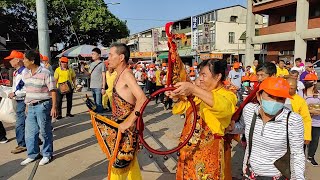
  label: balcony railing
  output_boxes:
[253,0,274,6]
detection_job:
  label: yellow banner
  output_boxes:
[200,53,223,60]
[130,52,156,58]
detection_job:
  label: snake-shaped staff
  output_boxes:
[135,22,198,156]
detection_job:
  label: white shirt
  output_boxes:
[291,66,304,75]
[232,103,305,179]
[135,71,144,86]
[12,66,27,100]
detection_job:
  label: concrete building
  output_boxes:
[124,26,168,63]
[245,0,320,66]
[174,5,264,64]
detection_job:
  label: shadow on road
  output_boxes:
[69,159,109,180]
[0,159,25,179]
[54,136,97,160]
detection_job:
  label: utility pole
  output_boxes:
[36,0,51,62]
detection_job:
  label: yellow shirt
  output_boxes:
[106,71,117,97]
[172,87,237,136]
[290,94,312,141]
[276,67,289,77]
[54,67,76,87]
[155,70,162,86]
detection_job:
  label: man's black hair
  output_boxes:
[92,48,101,55]
[25,50,40,66]
[256,62,277,76]
[110,43,130,63]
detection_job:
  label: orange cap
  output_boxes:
[304,73,318,81]
[42,56,49,61]
[162,63,167,67]
[223,80,231,85]
[249,75,258,82]
[40,54,44,60]
[242,76,250,82]
[60,57,68,63]
[258,77,292,99]
[149,64,155,68]
[233,62,240,69]
[190,67,195,71]
[4,50,24,60]
[189,71,196,76]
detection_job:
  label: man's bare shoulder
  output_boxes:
[122,69,136,80]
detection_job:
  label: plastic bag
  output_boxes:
[0,86,16,123]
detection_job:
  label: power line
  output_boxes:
[119,18,175,22]
[60,0,80,45]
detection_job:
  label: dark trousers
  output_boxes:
[308,126,320,157]
[57,91,73,116]
[149,82,156,95]
[155,85,164,103]
[0,121,6,140]
[164,97,173,109]
[16,100,26,147]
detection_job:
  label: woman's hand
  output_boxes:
[172,82,194,97]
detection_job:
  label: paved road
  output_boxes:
[0,92,318,179]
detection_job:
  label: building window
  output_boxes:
[161,31,166,38]
[280,15,296,23]
[229,32,235,44]
[230,16,238,22]
[211,30,215,45]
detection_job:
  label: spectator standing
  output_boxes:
[20,50,57,166]
[303,74,320,166]
[290,70,305,97]
[147,64,156,95]
[300,62,317,82]
[155,65,164,104]
[291,58,304,75]
[5,50,28,153]
[40,55,53,74]
[82,48,106,113]
[135,65,145,91]
[54,57,76,119]
[276,60,289,78]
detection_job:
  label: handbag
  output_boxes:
[58,81,72,94]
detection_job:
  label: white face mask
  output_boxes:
[190,77,196,81]
[150,68,153,71]
[193,66,197,69]
[139,68,142,71]
[162,67,166,71]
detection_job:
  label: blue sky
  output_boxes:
[105,0,247,34]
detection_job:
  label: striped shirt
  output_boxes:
[233,103,305,179]
[23,66,56,104]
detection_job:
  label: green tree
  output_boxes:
[0,0,129,49]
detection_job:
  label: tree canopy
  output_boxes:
[0,0,129,49]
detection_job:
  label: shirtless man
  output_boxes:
[107,43,147,180]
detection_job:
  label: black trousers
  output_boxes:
[0,121,6,140]
[155,85,164,103]
[57,90,73,116]
[308,126,320,157]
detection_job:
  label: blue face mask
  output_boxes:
[261,99,284,115]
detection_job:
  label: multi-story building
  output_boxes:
[245,0,320,65]
[173,5,264,65]
[124,26,168,63]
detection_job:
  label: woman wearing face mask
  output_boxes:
[231,77,305,179]
[303,73,320,166]
[167,60,237,180]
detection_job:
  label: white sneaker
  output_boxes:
[39,157,51,166]
[21,158,35,166]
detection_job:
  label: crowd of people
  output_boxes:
[1,43,320,179]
